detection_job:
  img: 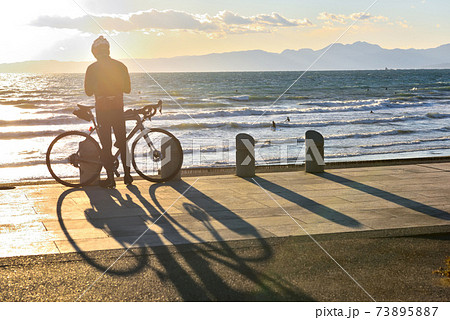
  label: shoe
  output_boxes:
[99,178,116,189]
[124,166,133,185]
[124,174,133,185]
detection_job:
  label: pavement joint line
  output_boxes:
[250,177,377,302]
[74,177,200,302]
[417,164,450,172]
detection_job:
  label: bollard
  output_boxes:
[161,136,182,181]
[79,139,100,185]
[305,130,325,173]
[236,133,255,177]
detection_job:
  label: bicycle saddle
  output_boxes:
[74,104,94,121]
[77,104,95,111]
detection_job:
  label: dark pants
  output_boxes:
[95,97,128,176]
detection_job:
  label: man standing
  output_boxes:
[85,36,132,188]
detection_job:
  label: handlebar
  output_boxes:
[75,100,163,122]
[124,100,162,120]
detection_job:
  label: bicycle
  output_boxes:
[46,100,183,188]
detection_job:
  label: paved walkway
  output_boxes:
[0,162,449,258]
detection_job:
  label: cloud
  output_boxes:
[317,11,388,26]
[349,12,373,20]
[253,12,310,27]
[32,15,132,34]
[77,0,153,15]
[31,9,312,37]
[396,20,410,29]
[317,12,347,24]
[129,10,218,32]
[216,11,252,25]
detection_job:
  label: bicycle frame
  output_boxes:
[87,111,158,173]
[47,100,176,187]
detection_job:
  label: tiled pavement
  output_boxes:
[0,162,449,258]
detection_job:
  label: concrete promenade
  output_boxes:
[0,161,449,258]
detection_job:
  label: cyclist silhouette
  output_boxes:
[85,36,132,188]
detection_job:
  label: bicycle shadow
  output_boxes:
[126,181,313,301]
[56,187,151,276]
[57,182,314,301]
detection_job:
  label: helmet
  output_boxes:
[91,36,110,58]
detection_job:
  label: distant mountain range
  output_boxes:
[1,41,450,73]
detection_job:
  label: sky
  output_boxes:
[0,0,449,63]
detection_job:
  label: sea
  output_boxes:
[0,69,449,183]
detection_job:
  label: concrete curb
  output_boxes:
[3,156,449,187]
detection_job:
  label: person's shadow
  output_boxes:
[57,187,154,276]
[57,183,315,301]
[127,181,314,301]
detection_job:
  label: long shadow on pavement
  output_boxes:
[245,176,363,228]
[57,182,314,301]
[57,187,150,276]
[127,180,313,301]
[314,172,449,220]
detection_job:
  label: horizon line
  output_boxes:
[1,68,450,75]
[1,40,449,65]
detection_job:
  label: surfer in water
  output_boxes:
[271,121,277,130]
[285,116,290,122]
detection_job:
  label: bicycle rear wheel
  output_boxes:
[46,131,102,187]
[131,128,183,182]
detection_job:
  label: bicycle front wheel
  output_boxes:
[46,131,102,187]
[131,128,183,182]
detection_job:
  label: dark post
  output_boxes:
[236,133,255,177]
[305,130,325,173]
[161,136,182,181]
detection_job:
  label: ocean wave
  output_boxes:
[358,136,450,149]
[11,103,38,109]
[327,146,450,159]
[158,108,271,120]
[0,90,17,95]
[183,145,231,154]
[300,98,387,107]
[166,115,425,130]
[422,86,450,91]
[426,112,450,119]
[0,99,63,106]
[156,101,428,120]
[285,95,310,100]
[326,129,416,140]
[213,95,273,102]
[229,95,250,101]
[0,130,66,140]
[180,128,450,157]
[0,116,81,127]
[181,139,300,155]
[298,98,432,113]
[0,159,48,168]
[185,102,230,108]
